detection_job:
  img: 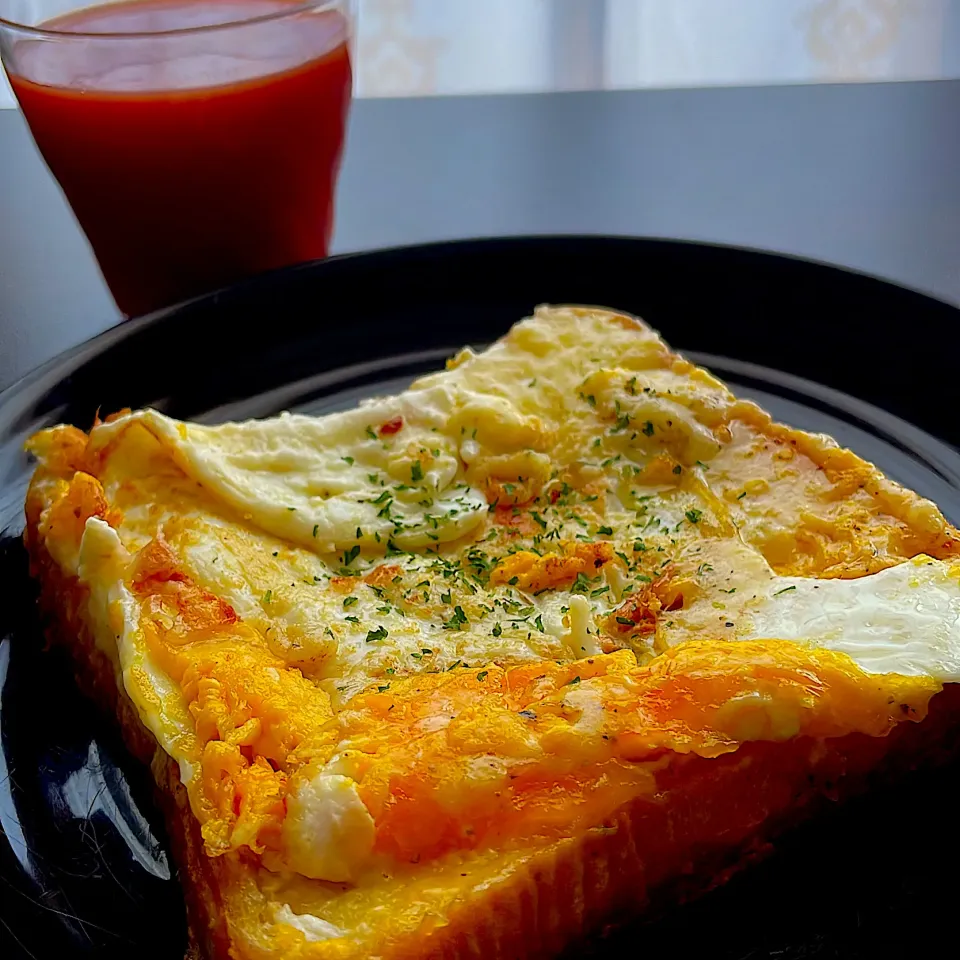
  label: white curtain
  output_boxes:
[355,0,952,96]
[2,0,954,108]
[354,0,552,97]
[604,0,949,88]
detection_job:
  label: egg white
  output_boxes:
[745,555,960,681]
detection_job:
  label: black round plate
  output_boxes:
[2,236,959,960]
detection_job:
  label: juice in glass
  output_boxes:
[1,0,352,316]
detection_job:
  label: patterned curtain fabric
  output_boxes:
[603,0,949,88]
[355,0,951,96]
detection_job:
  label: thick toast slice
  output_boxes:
[25,306,960,959]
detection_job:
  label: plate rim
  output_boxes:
[2,233,958,420]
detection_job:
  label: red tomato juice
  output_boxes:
[7,0,352,316]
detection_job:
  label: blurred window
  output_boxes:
[2,0,955,106]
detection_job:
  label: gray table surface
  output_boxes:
[2,81,960,389]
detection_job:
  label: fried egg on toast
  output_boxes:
[25,306,960,959]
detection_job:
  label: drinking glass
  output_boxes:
[0,0,353,317]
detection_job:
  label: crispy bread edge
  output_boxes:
[24,507,229,960]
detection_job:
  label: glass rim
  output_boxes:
[0,0,345,40]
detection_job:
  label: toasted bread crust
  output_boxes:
[409,690,960,960]
[25,499,228,960]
